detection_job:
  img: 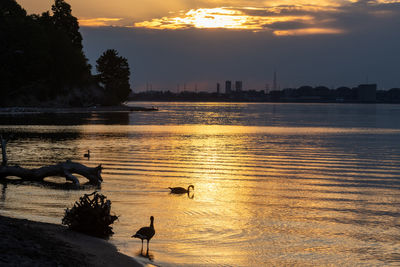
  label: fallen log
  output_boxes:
[0,161,103,185]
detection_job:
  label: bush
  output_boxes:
[62,191,118,238]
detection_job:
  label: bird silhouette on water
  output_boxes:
[84,150,90,159]
[168,185,194,194]
[132,216,155,254]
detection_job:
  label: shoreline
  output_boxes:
[128,99,384,104]
[0,215,143,267]
[0,105,158,115]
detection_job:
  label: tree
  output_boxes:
[96,49,131,105]
[51,0,82,49]
[0,0,92,106]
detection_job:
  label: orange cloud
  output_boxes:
[274,28,345,36]
[74,1,400,36]
[133,6,345,35]
[135,7,316,30]
[79,18,123,27]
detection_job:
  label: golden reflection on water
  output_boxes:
[3,124,396,135]
[163,125,254,264]
[1,123,400,266]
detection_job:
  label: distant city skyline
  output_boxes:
[19,0,400,91]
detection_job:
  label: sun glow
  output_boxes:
[135,7,316,31]
[185,8,249,29]
[134,6,344,35]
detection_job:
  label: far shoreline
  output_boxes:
[128,99,384,104]
[0,105,158,114]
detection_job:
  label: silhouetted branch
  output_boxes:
[0,161,103,185]
[62,191,118,238]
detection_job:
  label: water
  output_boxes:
[1,102,400,266]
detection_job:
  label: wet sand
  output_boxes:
[0,215,142,267]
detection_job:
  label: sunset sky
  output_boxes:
[19,0,400,91]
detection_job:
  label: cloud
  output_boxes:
[131,0,400,36]
[77,0,400,89]
[267,20,311,30]
[273,28,344,35]
[81,16,400,91]
[79,18,125,27]
[134,7,321,33]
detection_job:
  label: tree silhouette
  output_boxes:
[51,0,82,49]
[0,0,93,106]
[96,49,131,105]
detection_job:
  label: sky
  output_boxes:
[18,0,400,91]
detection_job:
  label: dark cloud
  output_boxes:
[234,5,336,17]
[232,7,277,17]
[266,21,310,30]
[80,1,400,91]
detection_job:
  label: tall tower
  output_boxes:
[273,69,277,91]
[235,81,243,92]
[225,80,232,94]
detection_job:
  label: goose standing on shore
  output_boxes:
[132,216,155,253]
[169,185,194,194]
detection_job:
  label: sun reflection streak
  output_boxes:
[157,124,256,265]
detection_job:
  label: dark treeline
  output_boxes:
[131,85,400,103]
[0,0,130,107]
[270,85,400,103]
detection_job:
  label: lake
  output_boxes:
[1,102,400,266]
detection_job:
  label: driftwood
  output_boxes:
[0,161,103,185]
[0,135,102,185]
[62,191,118,238]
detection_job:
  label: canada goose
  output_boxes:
[84,150,90,159]
[169,185,194,194]
[132,216,155,252]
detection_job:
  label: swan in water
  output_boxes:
[168,185,194,194]
[132,216,155,253]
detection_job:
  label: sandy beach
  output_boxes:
[0,215,143,267]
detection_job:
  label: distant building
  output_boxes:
[357,84,376,102]
[217,83,220,94]
[225,80,232,94]
[235,81,243,92]
[265,83,270,94]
